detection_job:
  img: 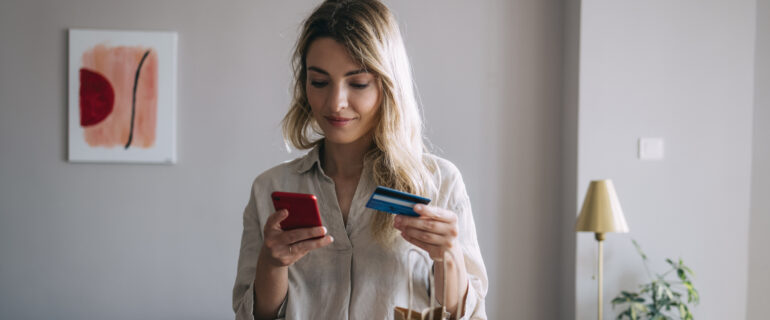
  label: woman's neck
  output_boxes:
[321,134,374,179]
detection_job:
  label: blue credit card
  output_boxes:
[365,186,431,217]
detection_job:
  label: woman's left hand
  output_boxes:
[393,203,460,261]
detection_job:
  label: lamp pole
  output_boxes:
[596,232,605,320]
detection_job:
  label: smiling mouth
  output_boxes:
[325,116,355,127]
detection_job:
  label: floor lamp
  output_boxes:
[575,179,629,320]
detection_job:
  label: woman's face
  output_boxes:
[305,37,381,146]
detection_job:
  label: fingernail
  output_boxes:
[322,227,327,234]
[414,204,423,211]
[329,235,334,242]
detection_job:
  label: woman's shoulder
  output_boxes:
[422,152,467,196]
[422,152,470,210]
[423,152,463,180]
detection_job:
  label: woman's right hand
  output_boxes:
[260,209,334,267]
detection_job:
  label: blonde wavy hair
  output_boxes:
[282,0,437,244]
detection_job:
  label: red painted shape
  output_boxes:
[79,68,114,127]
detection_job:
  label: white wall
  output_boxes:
[576,1,756,319]
[748,0,770,318]
[0,0,565,318]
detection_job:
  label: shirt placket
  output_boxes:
[313,166,352,250]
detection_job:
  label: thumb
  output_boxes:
[268,209,290,230]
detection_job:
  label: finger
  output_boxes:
[400,232,444,260]
[291,235,335,255]
[401,226,454,248]
[280,226,328,245]
[265,209,289,231]
[394,215,456,237]
[413,204,456,223]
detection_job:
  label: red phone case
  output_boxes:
[271,191,323,230]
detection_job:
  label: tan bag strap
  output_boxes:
[406,248,435,319]
[405,247,464,320]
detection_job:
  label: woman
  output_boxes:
[233,1,487,319]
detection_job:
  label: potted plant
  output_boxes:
[611,240,700,320]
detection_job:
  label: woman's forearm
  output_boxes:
[434,247,469,317]
[253,250,289,320]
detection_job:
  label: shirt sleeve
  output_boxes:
[448,168,488,320]
[232,179,288,320]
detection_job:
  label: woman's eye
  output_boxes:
[310,81,328,88]
[350,82,369,89]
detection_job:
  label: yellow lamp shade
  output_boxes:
[575,179,629,234]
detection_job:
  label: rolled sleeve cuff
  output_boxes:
[457,279,480,320]
[427,276,479,320]
[235,281,287,320]
[274,294,288,319]
[235,280,256,320]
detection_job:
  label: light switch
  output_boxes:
[638,138,664,160]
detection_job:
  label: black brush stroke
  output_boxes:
[125,49,151,149]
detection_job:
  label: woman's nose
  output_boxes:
[328,83,348,111]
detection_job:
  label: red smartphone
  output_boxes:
[271,191,323,231]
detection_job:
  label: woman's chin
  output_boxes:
[324,135,359,145]
[323,131,371,146]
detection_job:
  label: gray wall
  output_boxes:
[748,0,770,318]
[559,0,580,318]
[0,0,564,319]
[576,0,756,319]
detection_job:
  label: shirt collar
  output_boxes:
[294,143,322,174]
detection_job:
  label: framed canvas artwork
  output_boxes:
[68,29,177,164]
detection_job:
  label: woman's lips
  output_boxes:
[325,116,354,127]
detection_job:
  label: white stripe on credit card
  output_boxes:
[372,194,415,208]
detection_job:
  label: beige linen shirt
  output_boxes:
[233,145,488,319]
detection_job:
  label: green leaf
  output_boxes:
[682,265,695,277]
[664,286,674,300]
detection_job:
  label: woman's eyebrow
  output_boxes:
[308,66,368,76]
